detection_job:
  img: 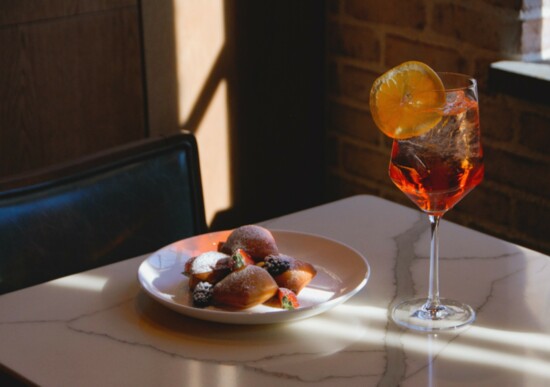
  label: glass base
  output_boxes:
[391,298,475,332]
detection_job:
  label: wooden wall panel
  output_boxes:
[0,2,146,177]
[0,0,136,26]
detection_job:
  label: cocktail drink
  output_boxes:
[370,62,483,331]
[389,75,484,216]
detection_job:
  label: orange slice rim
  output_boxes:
[369,61,446,139]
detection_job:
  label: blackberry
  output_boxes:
[192,281,213,307]
[264,254,291,276]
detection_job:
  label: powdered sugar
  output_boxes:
[190,251,228,274]
[223,225,278,258]
[214,265,276,294]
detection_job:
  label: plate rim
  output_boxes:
[138,229,371,324]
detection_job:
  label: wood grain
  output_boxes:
[0,5,146,177]
[0,0,136,27]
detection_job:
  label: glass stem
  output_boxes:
[426,214,442,310]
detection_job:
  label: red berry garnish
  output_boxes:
[278,288,299,310]
[231,249,254,271]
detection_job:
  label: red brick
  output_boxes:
[479,95,515,142]
[328,102,379,144]
[346,0,426,30]
[339,65,378,103]
[325,172,380,200]
[342,142,391,184]
[473,56,502,90]
[432,4,522,52]
[478,0,522,10]
[324,0,549,256]
[385,35,467,72]
[515,199,550,253]
[452,184,512,225]
[519,111,550,156]
[381,188,415,208]
[327,22,380,61]
[484,145,550,195]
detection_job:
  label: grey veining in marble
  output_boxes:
[1,195,549,387]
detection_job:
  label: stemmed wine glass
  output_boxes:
[388,72,484,331]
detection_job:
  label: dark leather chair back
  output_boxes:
[0,131,207,294]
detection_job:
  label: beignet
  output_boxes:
[183,251,230,289]
[219,225,278,261]
[212,265,278,309]
[266,254,317,294]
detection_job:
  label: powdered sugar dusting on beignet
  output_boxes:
[220,225,278,260]
[190,251,228,274]
[213,265,278,309]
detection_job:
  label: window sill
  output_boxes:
[488,61,550,105]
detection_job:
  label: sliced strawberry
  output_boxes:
[182,256,197,276]
[278,288,299,310]
[231,249,255,271]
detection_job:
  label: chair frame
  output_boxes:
[1,132,206,238]
[0,130,207,294]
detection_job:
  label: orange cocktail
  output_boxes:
[388,83,484,215]
[370,62,483,331]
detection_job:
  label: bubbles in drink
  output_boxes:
[389,89,484,214]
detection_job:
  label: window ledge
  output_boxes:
[489,61,550,105]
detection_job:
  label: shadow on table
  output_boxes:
[0,365,36,387]
[133,290,375,363]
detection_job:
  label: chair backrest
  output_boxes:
[0,131,207,294]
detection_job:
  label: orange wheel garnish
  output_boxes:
[369,61,446,139]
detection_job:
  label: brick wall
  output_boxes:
[326,0,550,255]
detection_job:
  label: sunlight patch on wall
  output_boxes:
[173,0,230,226]
[195,80,231,227]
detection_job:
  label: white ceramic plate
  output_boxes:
[138,229,370,325]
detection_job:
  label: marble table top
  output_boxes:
[1,195,549,386]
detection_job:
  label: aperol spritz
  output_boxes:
[389,84,484,216]
[370,62,484,331]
